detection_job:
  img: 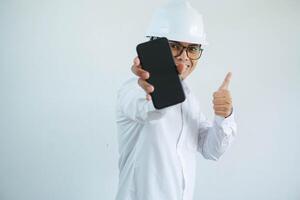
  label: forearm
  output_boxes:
[198,112,237,161]
[117,78,166,123]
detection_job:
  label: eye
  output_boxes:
[169,43,181,50]
[188,46,199,52]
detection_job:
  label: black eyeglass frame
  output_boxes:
[168,40,204,60]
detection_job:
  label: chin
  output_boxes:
[181,73,191,80]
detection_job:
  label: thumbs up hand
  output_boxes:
[213,72,233,118]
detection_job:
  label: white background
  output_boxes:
[0,0,299,199]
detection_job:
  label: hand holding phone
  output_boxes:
[136,37,185,109]
[131,57,153,101]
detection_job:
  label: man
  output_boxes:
[115,1,237,200]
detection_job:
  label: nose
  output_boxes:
[175,48,189,74]
[176,48,189,61]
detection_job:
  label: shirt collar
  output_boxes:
[181,79,191,95]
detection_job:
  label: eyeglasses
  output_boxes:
[168,41,203,60]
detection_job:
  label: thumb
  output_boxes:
[219,72,232,90]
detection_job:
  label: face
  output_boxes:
[168,41,202,80]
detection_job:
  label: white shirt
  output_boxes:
[115,78,237,200]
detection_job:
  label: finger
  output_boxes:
[134,57,140,66]
[131,57,149,79]
[219,72,232,90]
[132,66,149,79]
[131,65,149,79]
[215,111,228,117]
[146,94,152,101]
[213,90,230,98]
[213,98,232,105]
[213,105,232,112]
[213,104,231,109]
[214,107,227,112]
[215,109,232,118]
[138,78,154,93]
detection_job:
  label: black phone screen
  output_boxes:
[136,37,185,109]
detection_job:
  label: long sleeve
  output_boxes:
[197,111,237,161]
[117,78,167,123]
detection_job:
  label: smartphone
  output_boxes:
[136,37,185,109]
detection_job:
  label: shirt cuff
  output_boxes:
[214,109,236,136]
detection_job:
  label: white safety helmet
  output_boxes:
[145,0,208,45]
